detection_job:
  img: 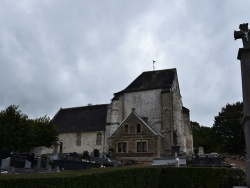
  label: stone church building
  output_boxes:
[51,69,193,161]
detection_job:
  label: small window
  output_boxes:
[76,133,81,146]
[124,124,128,134]
[117,141,128,153]
[136,124,141,133]
[96,134,102,145]
[136,140,147,153]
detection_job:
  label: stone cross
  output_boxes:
[235,22,250,187]
[234,23,250,48]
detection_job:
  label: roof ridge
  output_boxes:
[61,104,109,110]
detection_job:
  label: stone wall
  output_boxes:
[171,75,187,154]
[59,131,105,155]
[161,91,172,155]
[183,107,193,155]
[107,89,163,136]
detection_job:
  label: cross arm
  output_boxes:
[234,30,244,40]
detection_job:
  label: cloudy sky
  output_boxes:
[0,0,248,127]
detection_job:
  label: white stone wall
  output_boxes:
[58,131,104,155]
[106,90,163,137]
[107,90,162,134]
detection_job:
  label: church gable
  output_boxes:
[110,110,158,138]
[108,109,164,160]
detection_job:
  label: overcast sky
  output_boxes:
[0,0,248,127]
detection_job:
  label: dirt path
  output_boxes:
[224,158,246,169]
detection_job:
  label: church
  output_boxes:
[51,68,193,161]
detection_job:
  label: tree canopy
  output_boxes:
[0,105,58,153]
[191,101,245,155]
[212,101,245,154]
[191,121,214,154]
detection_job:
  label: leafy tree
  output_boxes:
[0,105,58,153]
[212,101,245,154]
[29,116,58,148]
[191,121,215,153]
[0,105,32,152]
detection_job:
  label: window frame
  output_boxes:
[96,133,102,145]
[116,141,128,153]
[136,140,148,153]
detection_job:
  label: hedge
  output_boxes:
[0,167,246,188]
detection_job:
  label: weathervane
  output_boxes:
[153,60,156,71]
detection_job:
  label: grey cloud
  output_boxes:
[0,0,248,126]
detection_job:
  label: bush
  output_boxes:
[0,167,246,188]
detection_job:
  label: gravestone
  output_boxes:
[46,157,51,170]
[1,157,11,170]
[198,147,204,155]
[37,157,41,170]
[24,159,31,169]
[234,23,250,186]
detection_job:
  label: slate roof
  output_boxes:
[113,69,176,100]
[52,104,108,133]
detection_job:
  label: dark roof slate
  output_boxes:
[113,69,176,100]
[52,104,108,133]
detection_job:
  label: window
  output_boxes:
[136,140,147,152]
[124,124,128,134]
[76,133,81,146]
[136,124,141,133]
[117,141,128,153]
[96,134,102,145]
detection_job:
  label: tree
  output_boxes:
[212,101,245,154]
[191,121,215,154]
[0,105,32,152]
[0,105,58,153]
[29,116,58,148]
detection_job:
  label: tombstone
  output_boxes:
[25,159,31,169]
[175,158,180,167]
[198,147,204,155]
[37,157,41,170]
[1,157,11,170]
[46,157,51,170]
[234,23,250,186]
[55,166,60,172]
